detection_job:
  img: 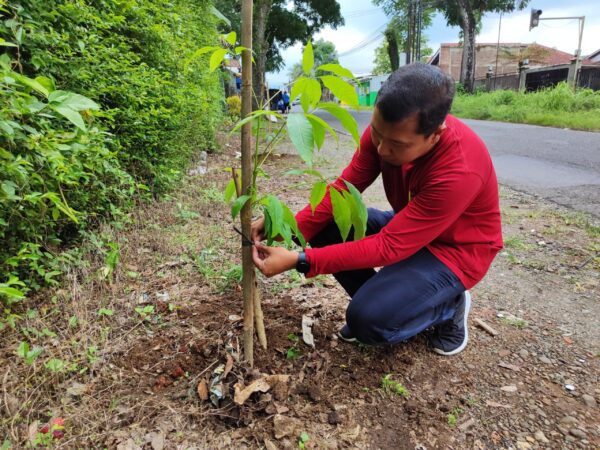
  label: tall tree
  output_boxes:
[220,0,343,106]
[434,0,529,92]
[288,39,339,81]
[372,19,433,75]
[373,0,434,65]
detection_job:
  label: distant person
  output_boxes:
[235,75,241,95]
[251,63,503,357]
[276,98,285,114]
[282,90,290,113]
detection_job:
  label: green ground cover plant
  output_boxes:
[452,83,600,131]
[0,0,224,319]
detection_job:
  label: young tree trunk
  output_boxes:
[457,0,476,93]
[252,0,272,109]
[241,0,255,366]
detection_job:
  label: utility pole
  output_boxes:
[493,13,502,91]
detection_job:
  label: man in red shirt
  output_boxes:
[252,63,503,356]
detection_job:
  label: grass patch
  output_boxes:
[381,374,410,398]
[452,83,600,131]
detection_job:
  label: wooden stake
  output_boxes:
[240,0,255,366]
[254,279,267,349]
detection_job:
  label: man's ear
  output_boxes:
[429,122,446,144]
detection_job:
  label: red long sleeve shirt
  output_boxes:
[295,115,503,289]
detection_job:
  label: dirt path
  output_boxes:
[1,133,599,449]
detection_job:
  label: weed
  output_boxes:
[500,316,528,329]
[503,236,532,250]
[298,432,310,449]
[97,308,113,317]
[135,305,155,321]
[447,406,463,428]
[381,374,410,398]
[17,341,43,365]
[175,202,201,221]
[286,333,301,360]
[45,358,67,373]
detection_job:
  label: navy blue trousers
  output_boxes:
[310,208,465,345]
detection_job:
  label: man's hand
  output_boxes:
[252,243,299,277]
[251,216,284,243]
[251,217,265,242]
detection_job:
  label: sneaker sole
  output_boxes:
[337,330,358,343]
[433,291,471,356]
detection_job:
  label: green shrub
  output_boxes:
[226,95,242,118]
[0,0,225,309]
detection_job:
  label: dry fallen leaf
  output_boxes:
[233,374,290,405]
[197,379,209,401]
[223,354,234,379]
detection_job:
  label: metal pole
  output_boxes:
[573,16,585,90]
[494,13,502,91]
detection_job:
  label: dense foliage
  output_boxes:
[1,0,224,306]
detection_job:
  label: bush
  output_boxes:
[0,0,225,307]
[452,82,600,130]
[227,95,242,118]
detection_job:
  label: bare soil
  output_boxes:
[1,133,599,449]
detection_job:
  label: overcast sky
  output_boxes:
[266,0,600,89]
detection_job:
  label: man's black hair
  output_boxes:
[375,63,455,136]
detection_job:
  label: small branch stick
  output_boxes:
[474,318,499,336]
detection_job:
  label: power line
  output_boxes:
[338,23,387,57]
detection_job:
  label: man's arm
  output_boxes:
[303,168,484,277]
[296,126,381,242]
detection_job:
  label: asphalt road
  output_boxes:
[313,109,600,218]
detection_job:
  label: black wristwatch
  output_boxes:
[296,251,310,274]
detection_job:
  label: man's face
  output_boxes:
[370,107,444,166]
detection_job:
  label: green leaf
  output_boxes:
[285,168,324,179]
[97,308,113,316]
[42,192,79,223]
[308,115,325,149]
[210,48,228,71]
[48,90,98,111]
[224,31,236,46]
[35,76,55,93]
[13,73,49,97]
[302,41,314,75]
[344,180,368,240]
[290,77,308,114]
[282,203,306,248]
[45,358,66,373]
[17,341,29,358]
[0,37,17,47]
[309,181,327,214]
[320,76,359,109]
[231,194,251,219]
[330,188,352,242]
[317,103,360,147]
[261,195,284,239]
[306,113,338,143]
[316,63,355,79]
[0,286,24,298]
[286,113,314,166]
[49,105,86,131]
[224,179,236,202]
[305,79,322,108]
